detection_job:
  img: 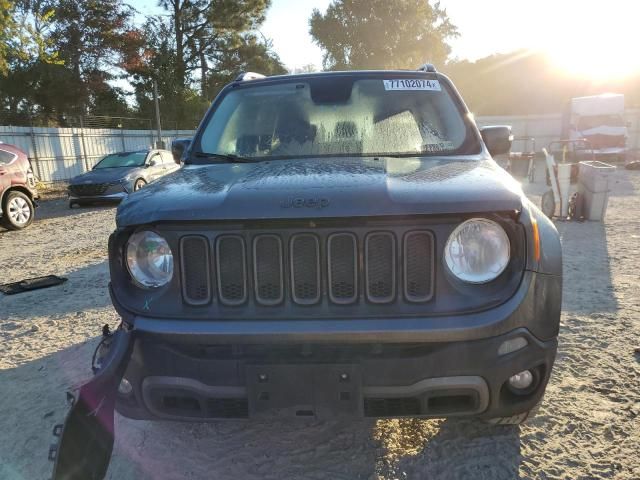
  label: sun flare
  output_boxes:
[541,1,640,80]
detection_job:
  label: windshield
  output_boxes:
[94,152,147,169]
[197,77,479,161]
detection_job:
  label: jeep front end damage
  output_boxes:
[50,327,133,480]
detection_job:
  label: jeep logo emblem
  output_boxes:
[281,197,330,209]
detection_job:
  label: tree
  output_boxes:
[123,1,284,127]
[124,15,208,128]
[204,33,286,99]
[309,0,458,70]
[0,0,17,75]
[290,64,317,74]
[45,0,139,116]
[0,0,63,123]
[157,0,271,92]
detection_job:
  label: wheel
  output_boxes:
[1,190,35,230]
[541,190,556,219]
[133,178,147,191]
[484,399,542,425]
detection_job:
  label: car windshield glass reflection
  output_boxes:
[94,152,147,169]
[198,78,479,161]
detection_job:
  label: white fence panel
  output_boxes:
[477,109,639,152]
[0,127,196,183]
[476,114,563,150]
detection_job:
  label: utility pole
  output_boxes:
[153,80,164,149]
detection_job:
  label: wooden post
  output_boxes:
[120,126,126,152]
[153,80,164,149]
[78,116,91,172]
[28,118,43,181]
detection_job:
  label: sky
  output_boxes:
[129,0,640,77]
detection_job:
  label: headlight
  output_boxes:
[126,230,174,288]
[444,218,510,284]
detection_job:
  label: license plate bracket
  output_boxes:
[246,364,362,418]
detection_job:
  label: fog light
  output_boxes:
[498,336,528,356]
[118,378,133,396]
[508,370,533,390]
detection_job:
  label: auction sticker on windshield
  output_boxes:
[383,79,441,91]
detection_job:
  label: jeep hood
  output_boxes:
[116,157,524,227]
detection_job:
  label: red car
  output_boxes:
[0,143,39,230]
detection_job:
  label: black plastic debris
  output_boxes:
[0,275,67,295]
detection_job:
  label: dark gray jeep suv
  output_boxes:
[52,67,562,480]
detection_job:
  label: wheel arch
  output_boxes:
[1,185,35,207]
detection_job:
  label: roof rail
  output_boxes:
[417,63,437,73]
[235,71,266,82]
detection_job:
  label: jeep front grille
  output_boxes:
[327,233,358,304]
[253,235,284,305]
[216,235,247,305]
[404,231,435,302]
[180,236,211,305]
[365,232,396,303]
[290,234,321,304]
[179,228,434,307]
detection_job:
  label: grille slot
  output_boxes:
[404,231,435,302]
[365,232,396,303]
[68,183,109,196]
[216,235,247,305]
[328,233,358,304]
[180,236,211,305]
[290,234,321,305]
[253,235,284,305]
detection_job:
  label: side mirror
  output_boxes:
[480,126,513,156]
[146,158,157,167]
[171,138,191,164]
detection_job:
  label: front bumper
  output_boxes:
[68,192,128,202]
[109,267,561,421]
[115,327,557,421]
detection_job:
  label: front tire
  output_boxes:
[1,190,35,230]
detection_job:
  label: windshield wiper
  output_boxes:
[194,152,258,163]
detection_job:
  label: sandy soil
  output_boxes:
[1,170,639,480]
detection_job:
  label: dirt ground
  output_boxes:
[1,170,639,480]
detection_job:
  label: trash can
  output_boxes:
[508,152,532,178]
[577,161,616,221]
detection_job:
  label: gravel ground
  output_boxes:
[1,170,639,480]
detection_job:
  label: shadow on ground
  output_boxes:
[108,414,522,479]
